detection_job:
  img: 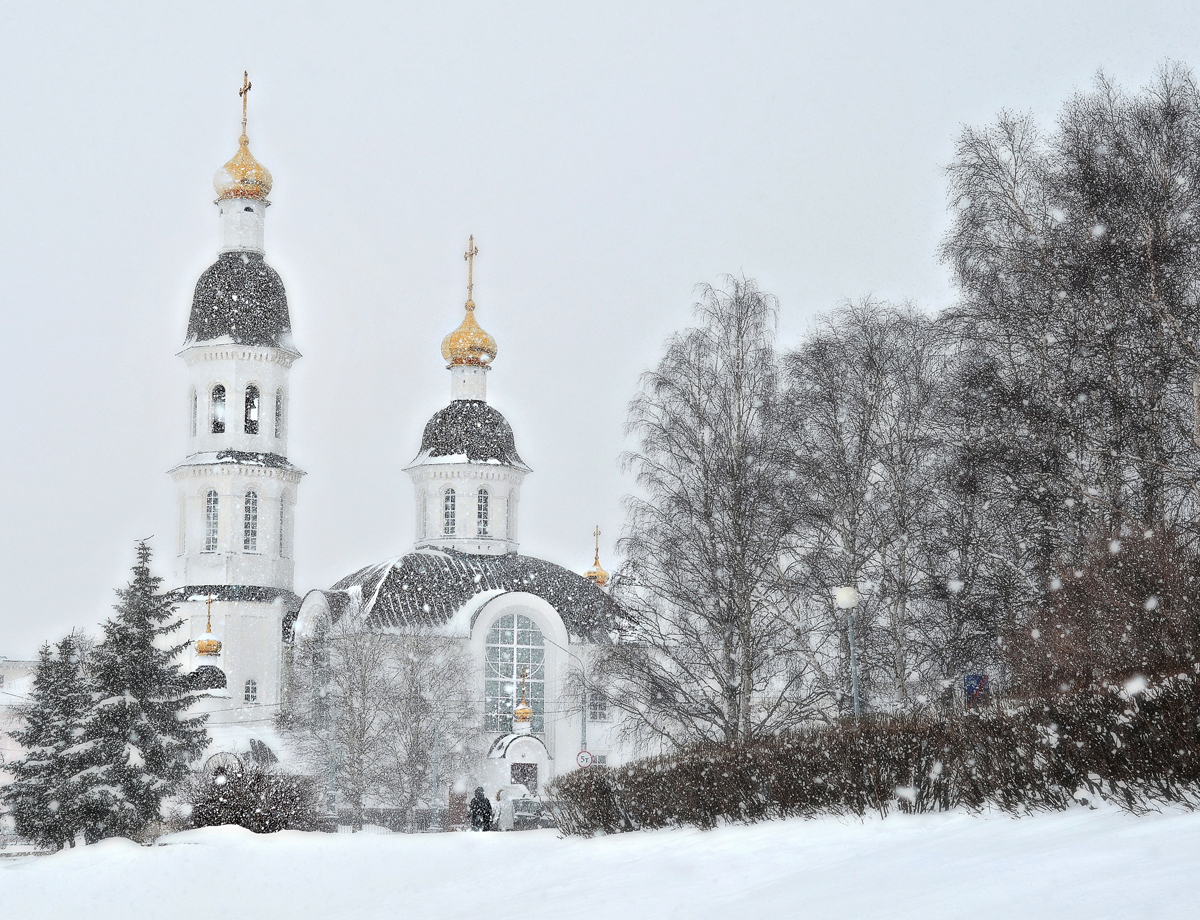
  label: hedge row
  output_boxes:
[544,672,1200,835]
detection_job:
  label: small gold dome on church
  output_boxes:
[441,235,497,367]
[513,699,533,723]
[441,303,497,367]
[214,134,273,201]
[584,526,609,587]
[196,597,223,657]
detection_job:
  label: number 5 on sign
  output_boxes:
[576,750,593,768]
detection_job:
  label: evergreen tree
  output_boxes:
[75,541,208,841]
[1,633,91,849]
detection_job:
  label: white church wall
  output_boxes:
[217,197,266,253]
[181,344,296,458]
[408,462,525,555]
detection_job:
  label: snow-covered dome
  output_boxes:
[306,548,625,642]
[187,251,292,347]
[414,400,526,468]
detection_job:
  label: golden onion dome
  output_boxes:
[441,301,497,367]
[196,597,223,657]
[513,699,533,724]
[584,526,609,587]
[214,134,272,201]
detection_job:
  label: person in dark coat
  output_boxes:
[469,787,493,831]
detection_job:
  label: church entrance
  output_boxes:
[511,762,538,794]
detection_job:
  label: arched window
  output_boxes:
[477,488,490,536]
[443,488,456,535]
[485,614,544,733]
[244,678,258,704]
[244,385,260,435]
[190,389,197,437]
[205,490,219,552]
[274,389,284,439]
[279,496,289,558]
[243,491,258,552]
[419,491,428,539]
[506,495,514,540]
[211,385,226,434]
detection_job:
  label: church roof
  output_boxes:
[322,548,624,642]
[186,251,292,348]
[412,399,528,469]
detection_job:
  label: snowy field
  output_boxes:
[4,807,1199,920]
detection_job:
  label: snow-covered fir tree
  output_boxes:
[75,542,209,841]
[1,632,91,849]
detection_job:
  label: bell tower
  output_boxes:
[169,74,304,723]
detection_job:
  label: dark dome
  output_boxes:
[187,251,292,347]
[416,399,526,468]
[324,548,626,642]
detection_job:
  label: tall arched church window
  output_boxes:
[443,489,456,535]
[190,389,197,437]
[243,491,258,552]
[420,492,428,539]
[205,490,219,552]
[279,496,289,558]
[244,385,260,435]
[477,489,490,536]
[485,614,544,733]
[274,389,284,439]
[244,678,258,704]
[211,385,226,434]
[506,496,514,540]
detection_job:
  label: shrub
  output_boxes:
[546,672,1200,835]
[189,768,322,834]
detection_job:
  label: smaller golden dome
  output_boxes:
[513,699,533,723]
[214,134,272,201]
[584,526,609,587]
[196,597,223,657]
[441,302,497,367]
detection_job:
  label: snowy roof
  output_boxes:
[320,548,624,642]
[411,400,528,469]
[186,251,292,347]
[170,450,302,473]
[169,585,302,607]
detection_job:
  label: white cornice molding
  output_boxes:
[178,342,301,368]
[169,462,305,484]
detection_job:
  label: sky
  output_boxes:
[1,2,1198,658]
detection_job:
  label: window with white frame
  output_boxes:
[484,614,545,733]
[244,678,258,704]
[274,389,283,439]
[204,490,219,552]
[420,491,428,539]
[243,491,258,552]
[443,488,456,535]
[211,385,226,434]
[506,495,513,540]
[477,488,490,536]
[190,389,197,437]
[244,385,260,435]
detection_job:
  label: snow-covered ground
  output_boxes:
[4,807,1199,919]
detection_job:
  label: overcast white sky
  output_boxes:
[1,2,1197,658]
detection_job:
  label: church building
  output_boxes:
[166,80,627,804]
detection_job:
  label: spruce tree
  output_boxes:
[76,541,208,841]
[1,633,91,849]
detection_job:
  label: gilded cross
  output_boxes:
[593,526,601,564]
[205,593,214,629]
[239,71,252,135]
[463,235,479,303]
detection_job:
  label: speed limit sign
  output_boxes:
[576,750,594,768]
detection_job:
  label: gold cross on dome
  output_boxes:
[464,235,479,303]
[239,71,252,135]
[593,526,601,562]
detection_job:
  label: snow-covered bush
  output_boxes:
[188,767,322,834]
[546,672,1200,834]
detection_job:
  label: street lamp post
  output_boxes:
[835,586,862,720]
